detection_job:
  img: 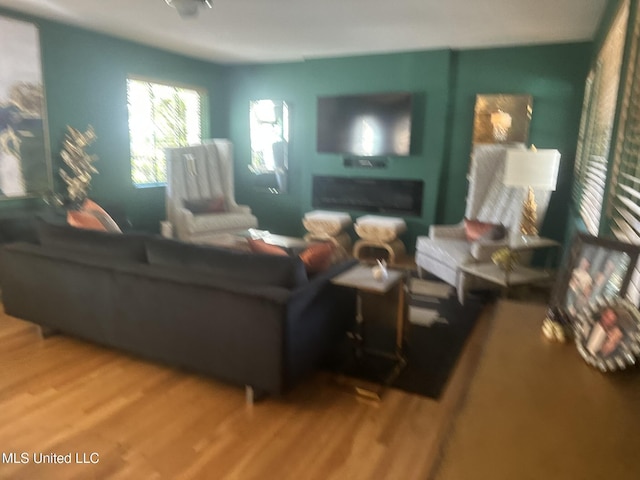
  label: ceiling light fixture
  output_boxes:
[165,0,212,19]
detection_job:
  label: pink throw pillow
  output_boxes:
[463,218,503,242]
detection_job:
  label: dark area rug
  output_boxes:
[330,275,489,400]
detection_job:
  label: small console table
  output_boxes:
[331,264,407,400]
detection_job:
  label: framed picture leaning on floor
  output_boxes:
[550,233,640,321]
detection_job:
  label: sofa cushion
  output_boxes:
[145,237,308,289]
[37,221,147,262]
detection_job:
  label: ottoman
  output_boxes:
[302,210,353,253]
[353,215,407,265]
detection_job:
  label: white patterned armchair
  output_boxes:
[166,139,258,243]
[415,144,551,303]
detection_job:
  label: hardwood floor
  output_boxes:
[0,303,493,480]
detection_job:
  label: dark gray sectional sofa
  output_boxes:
[0,222,356,398]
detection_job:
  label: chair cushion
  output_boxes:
[187,212,257,234]
[183,196,226,214]
[146,237,308,289]
[415,237,472,267]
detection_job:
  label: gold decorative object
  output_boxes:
[58,125,98,204]
[520,186,538,236]
[472,94,533,145]
[542,317,567,343]
[503,147,561,239]
[491,247,520,272]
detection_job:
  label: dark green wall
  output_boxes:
[228,44,591,248]
[443,43,592,244]
[0,5,594,248]
[0,7,227,230]
[227,51,451,247]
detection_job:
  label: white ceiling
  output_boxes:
[0,0,608,64]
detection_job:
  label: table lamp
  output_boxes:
[503,147,561,237]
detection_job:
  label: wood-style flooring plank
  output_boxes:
[0,302,492,479]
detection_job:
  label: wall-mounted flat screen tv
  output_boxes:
[317,92,412,157]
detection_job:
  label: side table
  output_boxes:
[330,264,407,400]
[459,236,561,296]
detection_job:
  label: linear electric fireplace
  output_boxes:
[312,176,423,216]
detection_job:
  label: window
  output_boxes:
[127,78,204,186]
[574,1,629,235]
[605,4,640,304]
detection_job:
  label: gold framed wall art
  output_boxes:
[472,94,533,145]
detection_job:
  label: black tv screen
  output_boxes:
[317,92,412,157]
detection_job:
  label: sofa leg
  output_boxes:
[245,385,267,405]
[38,326,59,339]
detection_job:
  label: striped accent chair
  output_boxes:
[415,144,551,303]
[166,139,258,243]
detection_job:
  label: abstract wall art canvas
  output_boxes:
[0,15,51,199]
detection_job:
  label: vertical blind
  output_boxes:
[606,4,640,305]
[576,1,629,235]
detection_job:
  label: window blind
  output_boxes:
[606,4,640,305]
[572,74,595,204]
[576,2,629,234]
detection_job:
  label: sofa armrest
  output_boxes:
[429,223,466,240]
[470,239,509,262]
[288,259,358,317]
[284,259,357,387]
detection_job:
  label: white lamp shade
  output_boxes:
[503,149,561,190]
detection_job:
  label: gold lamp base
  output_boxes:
[519,186,538,236]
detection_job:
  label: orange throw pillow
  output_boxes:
[82,199,122,232]
[299,242,335,274]
[67,210,108,231]
[463,218,502,242]
[247,238,288,256]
